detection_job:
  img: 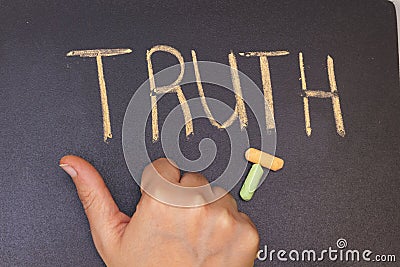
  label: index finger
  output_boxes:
[141,158,180,191]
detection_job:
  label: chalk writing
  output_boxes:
[192,50,248,130]
[67,46,347,142]
[146,45,193,142]
[66,48,132,142]
[239,51,290,131]
[298,52,346,137]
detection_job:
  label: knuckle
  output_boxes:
[246,226,260,246]
[191,192,208,206]
[181,172,209,185]
[214,208,235,232]
[240,220,260,247]
[212,186,228,197]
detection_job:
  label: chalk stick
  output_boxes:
[240,164,264,201]
[245,148,284,171]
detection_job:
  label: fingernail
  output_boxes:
[59,163,77,178]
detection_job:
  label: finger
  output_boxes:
[140,158,185,205]
[141,159,219,207]
[179,172,216,205]
[59,155,130,258]
[179,172,209,187]
[141,158,180,188]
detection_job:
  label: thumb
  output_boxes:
[59,155,130,259]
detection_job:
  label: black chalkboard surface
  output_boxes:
[1,1,399,266]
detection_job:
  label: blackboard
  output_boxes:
[1,0,399,266]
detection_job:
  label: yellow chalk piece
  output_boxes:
[240,164,264,201]
[245,148,284,171]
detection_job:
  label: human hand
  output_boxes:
[60,156,259,267]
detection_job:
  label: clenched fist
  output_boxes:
[60,156,259,267]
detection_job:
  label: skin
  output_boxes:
[60,155,259,267]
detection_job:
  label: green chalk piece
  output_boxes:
[240,164,264,201]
